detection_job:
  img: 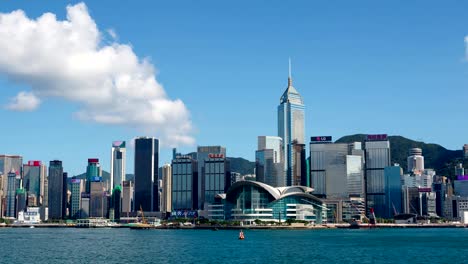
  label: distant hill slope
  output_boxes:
[227,157,255,175]
[72,170,111,180]
[336,134,465,178]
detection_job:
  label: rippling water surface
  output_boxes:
[1,228,467,263]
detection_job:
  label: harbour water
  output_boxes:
[1,228,467,263]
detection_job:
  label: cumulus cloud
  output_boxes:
[0,3,194,146]
[5,91,41,111]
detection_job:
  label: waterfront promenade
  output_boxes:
[2,222,467,229]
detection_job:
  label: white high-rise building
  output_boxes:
[110,141,126,191]
[407,148,424,174]
[161,164,172,214]
[256,136,285,187]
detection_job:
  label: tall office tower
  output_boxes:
[48,160,66,220]
[310,137,365,199]
[407,148,424,174]
[291,141,307,186]
[121,181,134,216]
[6,170,19,217]
[110,141,126,190]
[203,154,231,207]
[70,178,85,219]
[310,139,349,198]
[278,61,305,186]
[134,137,159,212]
[464,144,468,159]
[86,159,102,193]
[161,164,172,216]
[364,134,391,217]
[256,136,284,187]
[0,155,22,217]
[16,188,27,216]
[23,161,47,207]
[89,181,107,218]
[171,156,198,211]
[197,146,225,209]
[383,165,403,218]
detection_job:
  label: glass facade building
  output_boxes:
[203,157,231,207]
[85,159,102,193]
[383,165,403,218]
[171,156,198,210]
[216,181,324,224]
[48,160,66,220]
[70,178,85,219]
[23,161,47,207]
[310,142,364,198]
[6,170,18,217]
[110,141,126,191]
[364,139,391,217]
[256,136,284,187]
[0,155,22,217]
[134,137,159,212]
[278,75,305,186]
[197,146,225,209]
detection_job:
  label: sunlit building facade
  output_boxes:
[278,71,305,186]
[208,181,324,224]
[110,141,126,190]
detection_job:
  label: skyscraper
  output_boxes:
[121,181,134,216]
[48,160,66,220]
[0,155,22,217]
[134,137,159,212]
[161,164,172,216]
[86,159,102,193]
[23,161,47,207]
[256,136,284,187]
[384,165,403,218]
[197,146,225,209]
[6,170,19,218]
[203,155,231,207]
[70,178,85,219]
[171,156,198,211]
[364,134,391,217]
[110,141,126,190]
[278,60,305,186]
[291,141,307,186]
[464,144,468,159]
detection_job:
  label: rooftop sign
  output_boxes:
[310,136,332,143]
[366,134,388,141]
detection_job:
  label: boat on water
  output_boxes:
[349,219,360,229]
[239,230,245,240]
[129,206,161,230]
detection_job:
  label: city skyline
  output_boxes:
[1,1,468,175]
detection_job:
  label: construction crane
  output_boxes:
[139,205,147,224]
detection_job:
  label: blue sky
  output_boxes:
[1,0,467,175]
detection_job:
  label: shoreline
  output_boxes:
[1,223,467,229]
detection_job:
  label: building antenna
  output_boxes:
[288,57,292,86]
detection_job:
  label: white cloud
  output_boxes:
[5,91,41,111]
[107,28,117,40]
[0,3,194,146]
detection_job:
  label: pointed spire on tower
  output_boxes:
[288,57,292,86]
